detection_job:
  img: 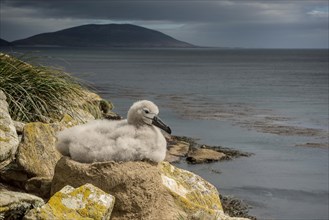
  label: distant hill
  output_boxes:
[0,38,12,46]
[12,24,194,48]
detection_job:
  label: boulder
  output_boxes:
[51,157,249,220]
[24,183,115,220]
[0,90,19,169]
[0,188,44,220]
[165,136,191,163]
[160,162,223,211]
[187,148,227,164]
[167,140,190,156]
[0,163,29,189]
[51,157,180,220]
[17,122,61,177]
[25,177,52,199]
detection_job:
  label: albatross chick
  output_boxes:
[56,100,171,163]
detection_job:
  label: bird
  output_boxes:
[56,100,171,163]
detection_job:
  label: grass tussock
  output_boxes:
[0,53,102,122]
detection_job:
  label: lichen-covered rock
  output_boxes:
[160,161,223,211]
[187,148,227,164]
[24,183,115,220]
[51,157,249,220]
[160,162,250,220]
[0,90,19,169]
[17,122,61,177]
[0,188,44,220]
[51,157,180,220]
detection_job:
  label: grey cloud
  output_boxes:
[0,0,328,48]
[2,0,327,23]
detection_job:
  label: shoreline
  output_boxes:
[166,135,257,219]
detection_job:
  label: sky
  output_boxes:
[0,0,328,48]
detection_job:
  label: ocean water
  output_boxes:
[3,47,328,219]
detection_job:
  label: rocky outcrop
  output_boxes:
[0,188,44,219]
[25,177,52,199]
[51,157,249,220]
[0,90,19,169]
[166,135,252,164]
[187,148,228,164]
[165,138,190,163]
[24,183,115,220]
[51,157,180,220]
[160,162,223,212]
[0,122,61,198]
[17,122,61,177]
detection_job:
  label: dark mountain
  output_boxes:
[0,38,12,46]
[12,24,194,48]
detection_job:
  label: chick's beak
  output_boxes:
[152,116,172,134]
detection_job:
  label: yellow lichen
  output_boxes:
[60,114,79,128]
[159,162,223,215]
[26,184,114,220]
[0,136,10,142]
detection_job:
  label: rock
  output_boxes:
[24,183,115,220]
[25,177,52,199]
[160,162,222,210]
[68,108,96,124]
[164,153,181,163]
[0,90,19,170]
[17,122,61,177]
[203,145,253,159]
[220,195,256,220]
[187,148,227,164]
[0,188,44,220]
[0,163,29,189]
[13,121,25,135]
[51,157,180,220]
[165,136,191,163]
[168,140,190,156]
[51,157,249,220]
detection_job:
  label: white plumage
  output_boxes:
[56,100,171,163]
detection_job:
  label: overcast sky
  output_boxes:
[0,0,328,48]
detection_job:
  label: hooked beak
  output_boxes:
[152,116,172,134]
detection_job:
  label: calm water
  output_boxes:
[3,47,328,219]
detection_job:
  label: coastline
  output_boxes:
[0,52,254,219]
[2,48,328,219]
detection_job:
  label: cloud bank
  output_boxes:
[1,0,328,48]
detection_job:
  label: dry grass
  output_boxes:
[0,53,102,122]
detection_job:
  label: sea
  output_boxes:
[2,47,328,220]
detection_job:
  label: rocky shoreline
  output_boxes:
[0,86,254,219]
[0,53,256,219]
[166,135,253,164]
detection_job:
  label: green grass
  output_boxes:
[0,53,102,122]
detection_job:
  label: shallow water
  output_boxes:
[2,47,328,219]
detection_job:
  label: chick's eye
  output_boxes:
[144,109,150,114]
